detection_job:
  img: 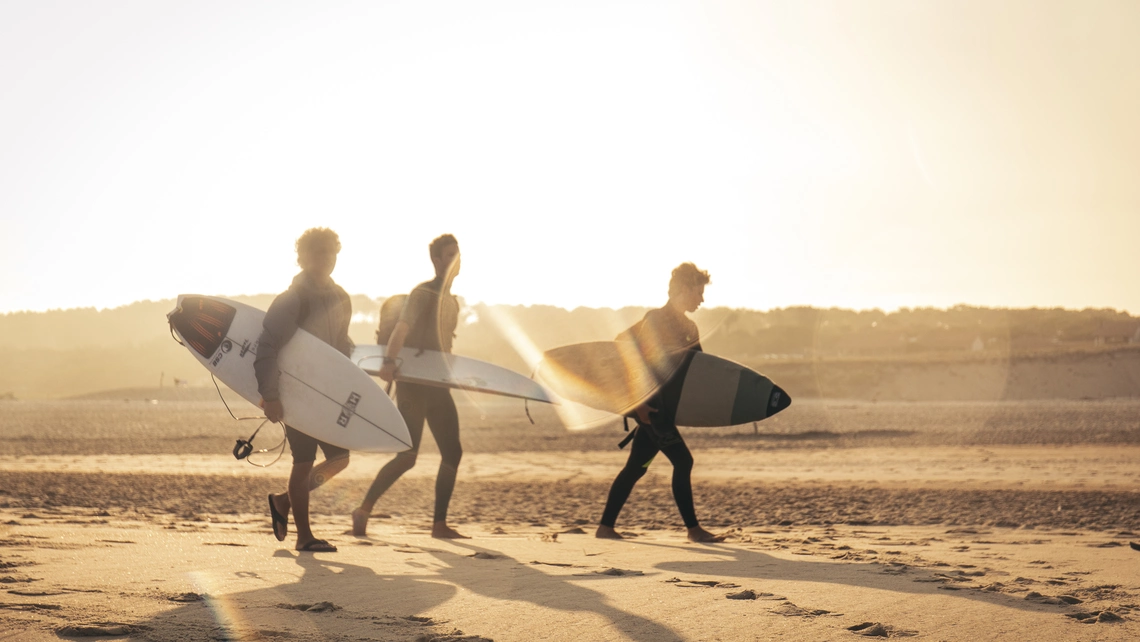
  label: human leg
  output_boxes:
[310,442,350,490]
[269,425,320,541]
[657,432,724,542]
[423,388,466,538]
[353,383,425,535]
[596,426,659,538]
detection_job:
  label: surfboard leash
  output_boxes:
[231,418,286,468]
[523,365,542,425]
[209,373,286,467]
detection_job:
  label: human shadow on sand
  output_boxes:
[643,539,1097,618]
[128,547,463,642]
[420,540,686,642]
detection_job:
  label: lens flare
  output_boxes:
[188,570,249,639]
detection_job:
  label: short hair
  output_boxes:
[668,262,710,297]
[295,227,341,257]
[429,234,459,260]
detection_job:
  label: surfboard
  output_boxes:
[167,295,412,452]
[535,341,791,427]
[351,345,556,404]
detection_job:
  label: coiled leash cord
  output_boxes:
[212,374,286,468]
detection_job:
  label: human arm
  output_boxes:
[377,320,410,382]
[254,290,302,419]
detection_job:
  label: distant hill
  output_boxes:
[2,297,1139,399]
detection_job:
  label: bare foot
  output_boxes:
[595,525,623,540]
[431,522,469,539]
[687,526,726,543]
[351,508,369,537]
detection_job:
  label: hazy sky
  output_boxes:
[2,0,1137,315]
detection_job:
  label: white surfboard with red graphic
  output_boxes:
[168,295,411,453]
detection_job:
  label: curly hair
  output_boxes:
[295,227,341,258]
[429,233,459,260]
[668,262,710,297]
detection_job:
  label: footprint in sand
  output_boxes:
[1066,610,1126,624]
[56,623,134,637]
[8,589,64,596]
[276,601,340,612]
[770,602,836,617]
[575,568,644,577]
[0,601,62,611]
[726,589,759,600]
[847,621,918,637]
[664,578,741,589]
[1023,591,1066,605]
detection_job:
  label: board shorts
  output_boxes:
[285,424,349,464]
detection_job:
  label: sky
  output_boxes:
[1,0,1138,315]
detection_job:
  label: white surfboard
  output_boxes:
[168,295,412,452]
[351,345,555,404]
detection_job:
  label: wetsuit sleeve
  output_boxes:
[337,286,354,357]
[254,290,302,401]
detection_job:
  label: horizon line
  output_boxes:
[1,294,1136,318]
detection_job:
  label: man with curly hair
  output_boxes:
[257,227,353,553]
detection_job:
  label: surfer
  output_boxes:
[596,262,725,543]
[353,234,468,539]
[256,227,353,553]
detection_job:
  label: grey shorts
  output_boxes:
[284,425,349,464]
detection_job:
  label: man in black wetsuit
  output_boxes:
[596,262,724,543]
[352,234,467,539]
[258,227,353,553]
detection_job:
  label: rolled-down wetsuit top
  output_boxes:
[254,271,353,402]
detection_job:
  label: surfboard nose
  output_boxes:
[767,385,792,417]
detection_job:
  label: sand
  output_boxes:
[1,394,1138,640]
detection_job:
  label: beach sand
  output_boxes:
[1,393,1138,640]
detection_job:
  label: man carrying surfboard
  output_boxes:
[353,234,468,539]
[257,228,353,553]
[596,262,725,543]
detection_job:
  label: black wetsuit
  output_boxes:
[362,276,462,522]
[600,305,702,529]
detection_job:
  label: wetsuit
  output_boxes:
[600,305,702,529]
[254,272,353,464]
[362,276,462,522]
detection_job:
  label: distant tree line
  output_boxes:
[1,297,1137,398]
